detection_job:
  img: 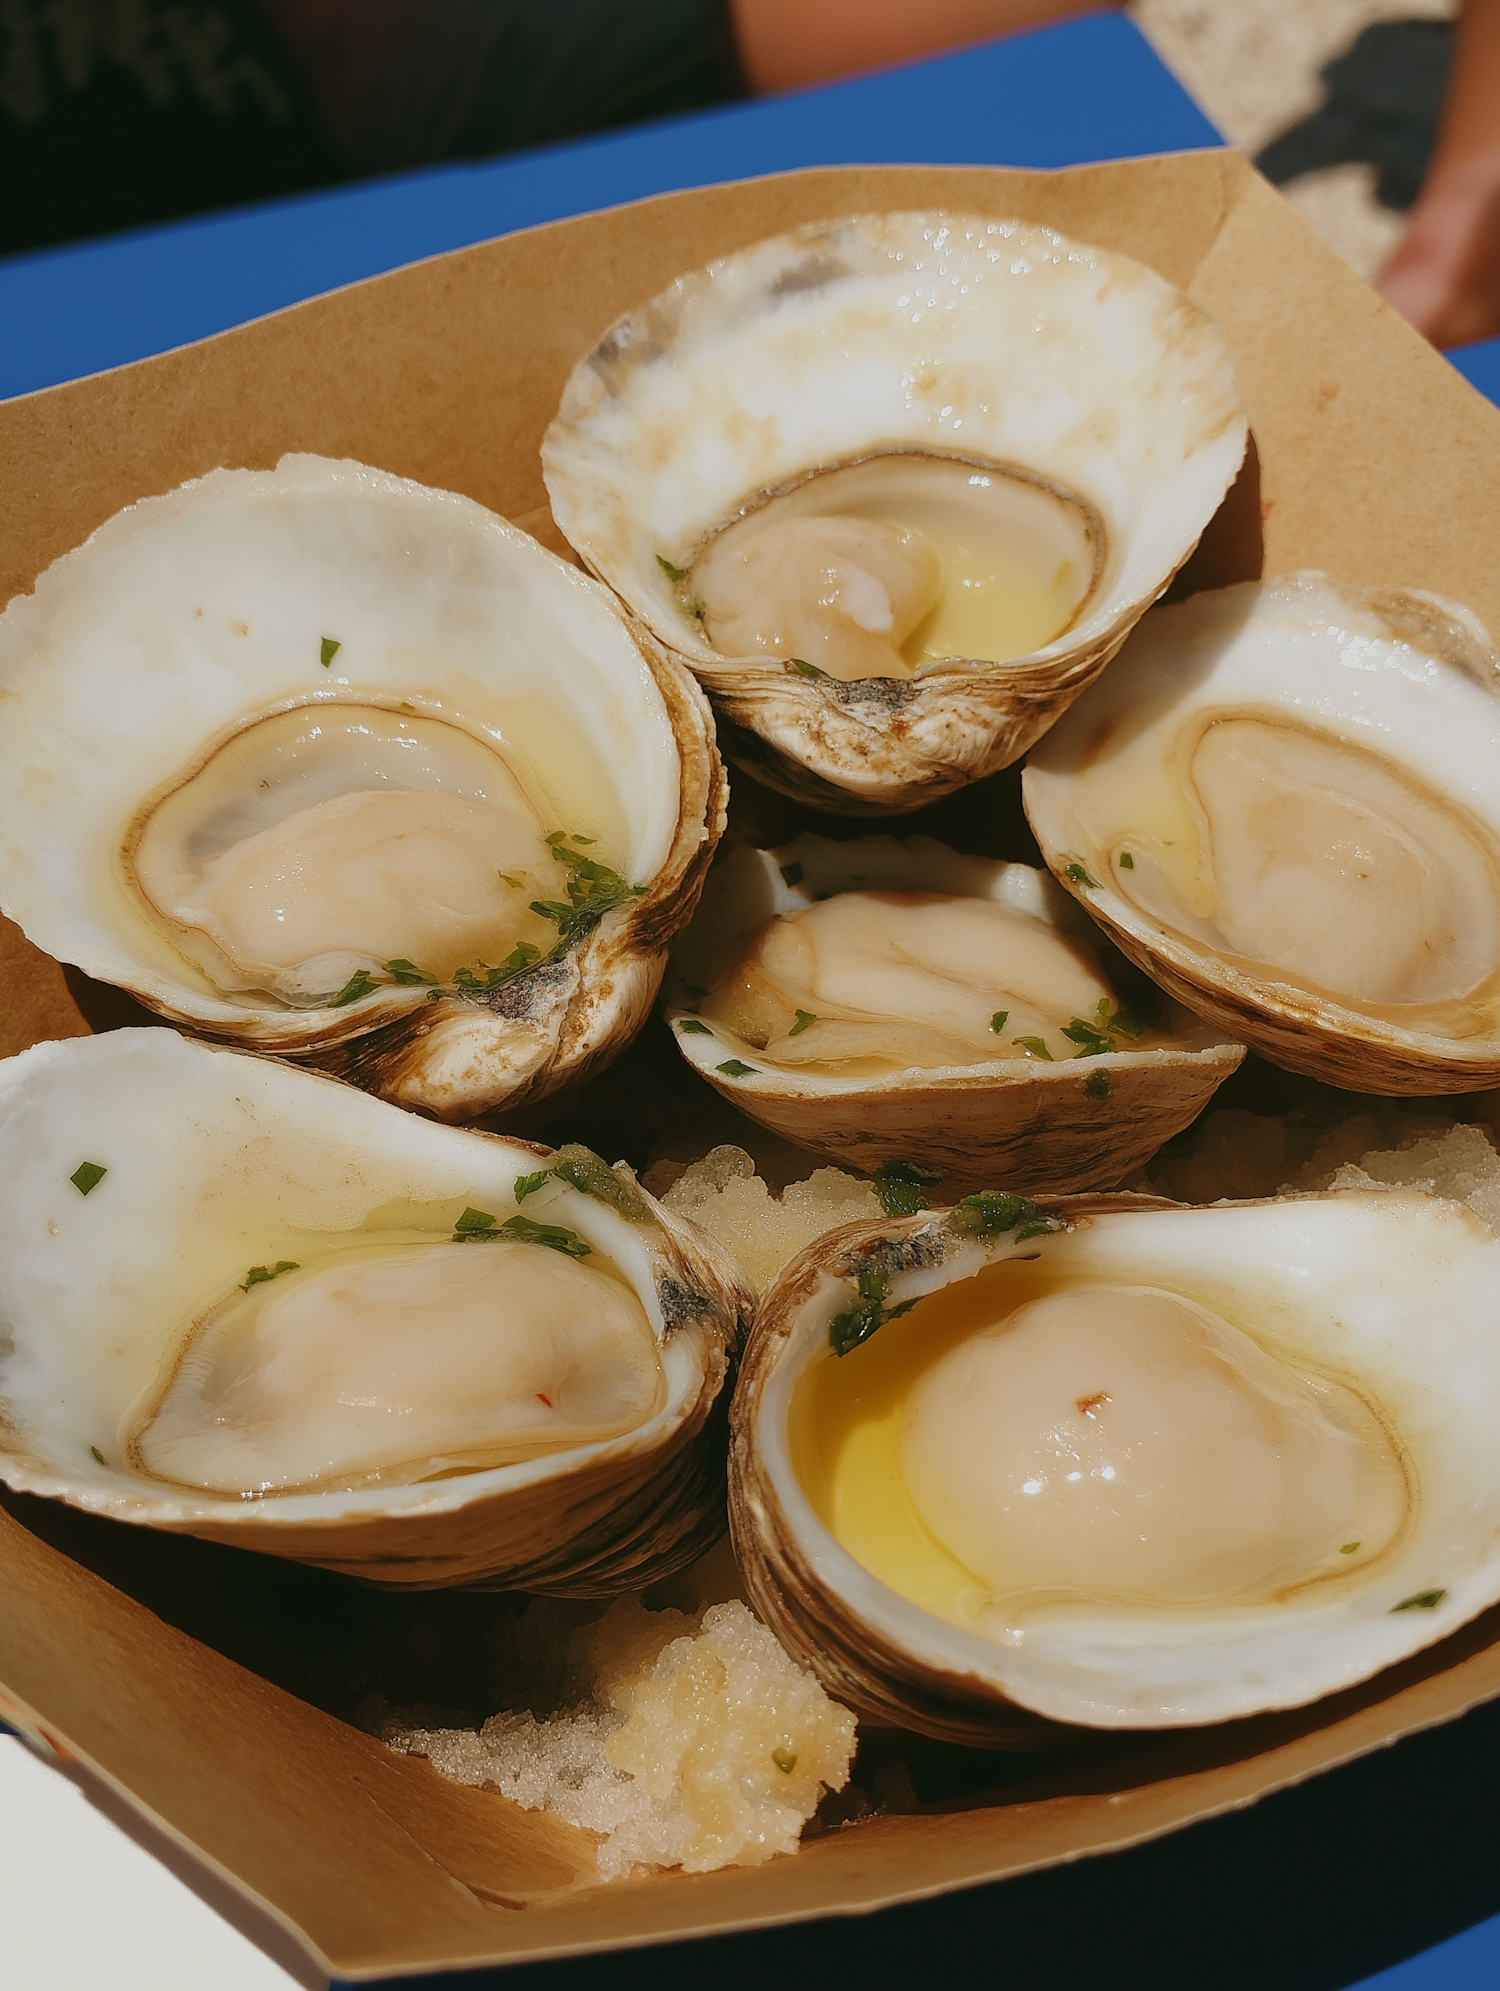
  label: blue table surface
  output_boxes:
[4,17,1500,1990]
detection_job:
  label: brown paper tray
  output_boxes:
[4,150,1500,1982]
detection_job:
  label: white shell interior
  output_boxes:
[756,1194,1500,1727]
[543,213,1246,675]
[1024,573,1500,1056]
[0,1030,703,1527]
[0,456,682,1023]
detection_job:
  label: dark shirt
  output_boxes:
[1,0,746,258]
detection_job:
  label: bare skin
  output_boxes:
[1376,0,1500,347]
[727,0,1106,91]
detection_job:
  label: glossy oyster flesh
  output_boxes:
[0,1030,750,1592]
[731,1187,1500,1745]
[665,835,1242,1195]
[1024,574,1500,1093]
[0,455,724,1120]
[543,211,1246,812]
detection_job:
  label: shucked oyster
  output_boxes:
[0,456,723,1120]
[0,1030,750,1591]
[731,1187,1500,1745]
[665,835,1242,1195]
[544,212,1246,813]
[1025,575,1500,1093]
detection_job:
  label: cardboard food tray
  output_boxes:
[5,149,1500,1982]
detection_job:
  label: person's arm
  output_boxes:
[728,0,1114,94]
[1378,0,1500,347]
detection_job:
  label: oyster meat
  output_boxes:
[731,1186,1500,1743]
[0,1030,750,1592]
[544,212,1246,812]
[0,455,724,1120]
[666,835,1242,1194]
[1024,574,1500,1092]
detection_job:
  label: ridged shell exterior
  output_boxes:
[0,456,726,1122]
[665,835,1243,1196]
[1024,575,1500,1094]
[0,1031,752,1593]
[730,1190,1500,1744]
[543,211,1247,813]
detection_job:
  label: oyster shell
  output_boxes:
[543,212,1247,813]
[0,455,724,1121]
[665,835,1243,1195]
[731,1186,1500,1745]
[1024,574,1500,1094]
[0,1030,750,1592]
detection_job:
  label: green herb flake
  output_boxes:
[1013,1036,1054,1061]
[497,1214,592,1259]
[531,844,646,951]
[1391,1587,1446,1612]
[453,1206,500,1238]
[678,1018,713,1036]
[1083,1069,1111,1100]
[329,968,381,1007]
[789,1009,817,1036]
[453,942,541,992]
[551,1144,651,1221]
[949,1192,1056,1244]
[874,1159,943,1218]
[771,1748,798,1775]
[69,1160,107,1196]
[384,958,438,987]
[1064,862,1099,888]
[1118,851,1135,870]
[241,1259,300,1292]
[1063,1018,1115,1058]
[828,1262,894,1358]
[788,657,826,680]
[780,862,805,888]
[1340,1541,1361,1555]
[656,554,688,584]
[498,872,524,889]
[89,1445,107,1467]
[320,636,341,668]
[512,1171,554,1204]
[716,1058,757,1078]
[989,1010,1009,1034]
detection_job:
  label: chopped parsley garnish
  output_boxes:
[771,1748,798,1775]
[1062,1017,1115,1058]
[496,1214,592,1258]
[874,1159,943,1218]
[241,1260,299,1292]
[498,872,524,888]
[531,842,646,949]
[1013,1036,1053,1061]
[949,1192,1056,1244]
[1340,1541,1361,1555]
[788,657,826,680]
[453,1206,500,1237]
[329,968,381,1007]
[453,942,540,991]
[717,1058,757,1078]
[1391,1588,1446,1612]
[828,1261,918,1358]
[1062,996,1155,1062]
[1064,862,1099,888]
[780,862,805,888]
[678,1018,713,1035]
[89,1445,107,1467]
[1084,1069,1111,1100]
[989,1010,1009,1034]
[512,1171,554,1204]
[1118,851,1135,869]
[656,554,688,583]
[551,1144,651,1220]
[320,636,341,668]
[384,958,438,986]
[69,1161,107,1196]
[789,1009,816,1036]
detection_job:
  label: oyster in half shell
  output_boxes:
[731,1187,1500,1745]
[1025,574,1500,1093]
[543,212,1246,813]
[0,455,724,1120]
[665,835,1242,1195]
[0,1030,750,1592]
